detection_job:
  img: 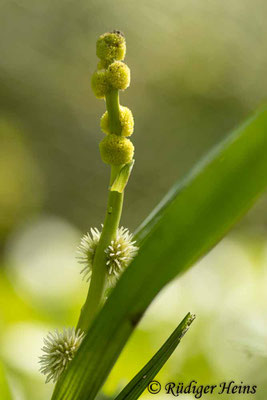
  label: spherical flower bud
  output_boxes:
[96,31,126,63]
[39,328,85,383]
[107,61,130,91]
[77,227,101,281]
[101,106,134,137]
[99,134,134,165]
[91,69,109,99]
[77,226,138,285]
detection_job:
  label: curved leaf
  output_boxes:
[52,109,267,400]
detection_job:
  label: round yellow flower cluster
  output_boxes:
[91,32,130,98]
[91,31,134,166]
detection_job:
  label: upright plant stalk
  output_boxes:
[78,92,124,331]
[78,32,135,331]
[41,30,138,386]
[106,89,122,134]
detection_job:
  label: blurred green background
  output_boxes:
[1,0,267,399]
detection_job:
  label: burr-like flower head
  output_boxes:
[101,106,134,137]
[96,31,126,64]
[76,227,101,281]
[107,61,130,90]
[77,226,138,284]
[39,328,85,383]
[99,134,134,165]
[105,227,138,279]
[91,69,110,99]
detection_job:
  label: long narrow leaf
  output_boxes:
[114,312,195,400]
[52,109,267,400]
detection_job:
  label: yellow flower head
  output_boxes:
[99,134,134,165]
[107,61,130,91]
[96,31,126,64]
[91,69,109,99]
[101,106,134,137]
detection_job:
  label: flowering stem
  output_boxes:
[105,89,122,135]
[77,90,126,332]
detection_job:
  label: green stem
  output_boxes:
[77,89,124,332]
[77,168,123,331]
[105,89,122,135]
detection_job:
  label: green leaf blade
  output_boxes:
[114,313,195,400]
[52,109,267,400]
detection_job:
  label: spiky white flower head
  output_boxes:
[39,327,85,383]
[105,227,138,280]
[76,227,101,281]
[77,226,138,284]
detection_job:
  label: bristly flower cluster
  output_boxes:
[77,226,138,284]
[77,227,101,281]
[92,30,135,167]
[39,328,85,383]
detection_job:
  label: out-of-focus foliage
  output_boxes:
[1,0,267,399]
[0,119,43,240]
[1,223,267,399]
[0,361,12,400]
